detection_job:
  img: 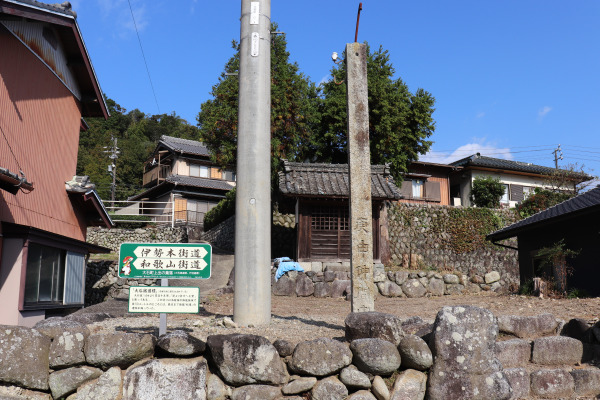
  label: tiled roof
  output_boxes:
[166,175,233,191]
[8,0,77,17]
[451,154,589,180]
[159,135,210,157]
[278,161,402,200]
[487,185,600,241]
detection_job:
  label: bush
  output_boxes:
[516,188,573,218]
[470,177,505,208]
[108,214,151,229]
[204,188,236,231]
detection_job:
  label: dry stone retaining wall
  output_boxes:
[2,308,600,399]
[386,203,520,289]
[272,262,508,298]
[87,226,188,253]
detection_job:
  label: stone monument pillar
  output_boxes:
[346,42,376,312]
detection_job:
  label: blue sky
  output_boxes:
[73,0,600,179]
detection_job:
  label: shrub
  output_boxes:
[108,214,151,229]
[516,188,573,218]
[470,177,505,208]
[204,188,236,231]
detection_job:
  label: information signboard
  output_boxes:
[128,286,199,314]
[118,243,211,279]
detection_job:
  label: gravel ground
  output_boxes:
[84,292,600,346]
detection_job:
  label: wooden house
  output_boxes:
[487,185,600,295]
[0,0,112,326]
[129,135,235,229]
[278,161,402,262]
[399,161,462,206]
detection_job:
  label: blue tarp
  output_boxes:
[274,257,304,281]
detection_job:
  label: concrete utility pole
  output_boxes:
[233,0,272,326]
[346,42,376,313]
[103,137,120,203]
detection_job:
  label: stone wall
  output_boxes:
[86,261,157,306]
[87,226,188,253]
[201,216,235,252]
[386,203,520,289]
[2,308,600,399]
[201,212,296,257]
[272,262,509,298]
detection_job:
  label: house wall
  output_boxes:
[173,158,189,176]
[0,28,84,241]
[455,169,566,207]
[0,238,45,327]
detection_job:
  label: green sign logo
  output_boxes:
[118,243,211,279]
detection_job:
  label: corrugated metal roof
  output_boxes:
[487,185,600,241]
[159,135,211,157]
[278,161,402,200]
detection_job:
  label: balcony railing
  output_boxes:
[104,200,174,227]
[142,165,171,187]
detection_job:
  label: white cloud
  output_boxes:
[191,0,198,14]
[419,140,513,165]
[318,74,330,86]
[538,106,552,119]
[476,112,485,119]
[96,0,149,37]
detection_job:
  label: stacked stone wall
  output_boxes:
[2,308,600,399]
[86,261,157,306]
[386,203,520,288]
[87,226,188,253]
[272,262,509,298]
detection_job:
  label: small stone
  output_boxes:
[339,365,371,389]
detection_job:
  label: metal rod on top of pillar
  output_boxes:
[346,42,376,313]
[233,0,272,326]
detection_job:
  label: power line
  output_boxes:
[127,0,160,114]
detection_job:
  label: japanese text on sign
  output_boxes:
[128,287,199,314]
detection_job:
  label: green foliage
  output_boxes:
[516,188,573,218]
[470,176,505,208]
[535,239,580,293]
[77,97,199,200]
[317,45,436,178]
[393,205,510,254]
[518,280,534,296]
[203,188,236,231]
[197,25,321,177]
[567,288,589,299]
[197,31,437,183]
[107,214,151,229]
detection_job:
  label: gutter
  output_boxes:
[490,240,518,251]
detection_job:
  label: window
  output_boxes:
[24,243,65,305]
[223,170,236,181]
[24,243,85,307]
[412,180,424,198]
[500,184,510,204]
[189,164,209,178]
[523,186,535,199]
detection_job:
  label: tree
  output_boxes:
[77,97,200,200]
[516,188,573,219]
[543,163,595,195]
[470,176,505,208]
[316,45,436,178]
[197,24,321,175]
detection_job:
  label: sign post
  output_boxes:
[119,243,212,335]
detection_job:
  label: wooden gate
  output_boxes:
[309,205,350,259]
